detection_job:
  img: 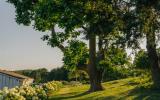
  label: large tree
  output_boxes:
[122,0,160,87]
[8,0,124,92]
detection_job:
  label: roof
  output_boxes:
[0,69,33,80]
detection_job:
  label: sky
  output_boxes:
[0,0,63,70]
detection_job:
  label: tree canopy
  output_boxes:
[8,0,127,92]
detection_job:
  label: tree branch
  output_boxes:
[51,27,65,52]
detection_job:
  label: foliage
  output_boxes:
[102,65,149,82]
[0,81,63,100]
[42,81,63,92]
[7,0,129,91]
[16,68,48,83]
[63,41,131,70]
[120,0,160,86]
[119,0,160,48]
[133,48,160,69]
[63,40,89,71]
[99,47,131,69]
[97,47,131,81]
[133,50,150,69]
[48,67,69,81]
[63,41,132,82]
[7,0,124,36]
[9,0,160,90]
[102,66,129,81]
[68,70,89,83]
[16,67,70,83]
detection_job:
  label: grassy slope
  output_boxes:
[49,77,160,100]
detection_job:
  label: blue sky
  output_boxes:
[0,0,63,70]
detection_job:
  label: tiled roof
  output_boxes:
[0,69,32,80]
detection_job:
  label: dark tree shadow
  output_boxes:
[50,83,160,100]
[119,86,160,100]
[50,91,91,100]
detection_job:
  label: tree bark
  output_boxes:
[97,36,105,82]
[146,32,160,87]
[88,34,103,92]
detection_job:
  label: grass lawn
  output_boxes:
[49,77,160,100]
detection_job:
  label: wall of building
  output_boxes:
[0,73,21,89]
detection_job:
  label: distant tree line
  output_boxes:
[16,67,89,84]
[16,68,68,83]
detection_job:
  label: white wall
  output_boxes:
[0,73,22,89]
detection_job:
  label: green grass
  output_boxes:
[49,77,160,100]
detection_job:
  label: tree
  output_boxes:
[63,39,131,81]
[122,0,160,87]
[8,0,125,92]
[133,50,150,69]
[99,46,131,81]
[48,67,69,81]
[102,47,131,68]
[63,40,89,72]
[16,68,48,83]
[68,70,89,82]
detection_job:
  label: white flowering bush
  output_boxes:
[42,81,63,92]
[0,87,25,100]
[34,86,47,100]
[0,81,63,100]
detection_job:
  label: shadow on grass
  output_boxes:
[119,86,160,100]
[50,84,160,100]
[50,91,90,100]
[91,86,160,100]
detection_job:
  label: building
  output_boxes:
[0,69,34,89]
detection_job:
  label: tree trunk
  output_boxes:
[97,36,105,82]
[88,34,103,92]
[146,32,160,87]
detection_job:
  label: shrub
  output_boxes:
[0,81,63,100]
[133,50,150,69]
[69,81,82,86]
[102,65,150,82]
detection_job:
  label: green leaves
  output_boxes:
[8,0,128,54]
[133,50,150,69]
[34,0,63,31]
[63,40,89,71]
[8,0,132,80]
[7,0,35,25]
[98,47,130,69]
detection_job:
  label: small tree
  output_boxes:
[63,40,89,72]
[133,50,150,69]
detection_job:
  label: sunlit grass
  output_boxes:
[49,77,160,100]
